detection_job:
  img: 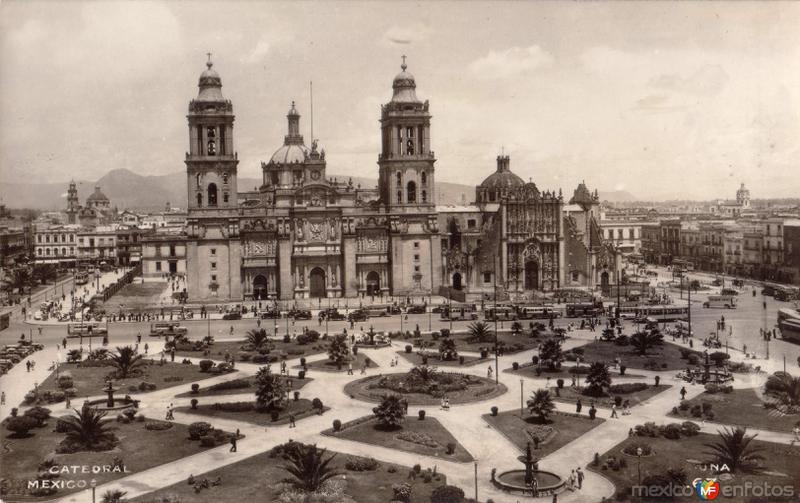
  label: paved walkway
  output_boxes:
[5,327,796,503]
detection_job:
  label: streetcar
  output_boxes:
[66,322,107,338]
[702,295,737,309]
[439,304,479,321]
[633,305,689,323]
[484,305,517,321]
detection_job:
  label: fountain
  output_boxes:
[491,441,566,497]
[86,380,138,412]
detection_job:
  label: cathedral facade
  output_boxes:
[177,57,619,302]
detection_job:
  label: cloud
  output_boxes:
[468,46,553,79]
[240,39,271,64]
[383,23,431,45]
[649,65,729,95]
[632,94,686,112]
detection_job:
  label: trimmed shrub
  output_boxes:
[491,406,498,416]
[661,423,682,440]
[145,421,173,431]
[190,399,198,410]
[405,345,413,353]
[270,410,280,422]
[191,383,200,394]
[681,421,701,436]
[619,365,626,376]
[687,354,700,365]
[333,419,342,432]
[6,416,38,437]
[531,355,539,365]
[211,402,254,412]
[344,457,380,471]
[418,409,426,420]
[430,484,465,503]
[188,422,213,440]
[512,362,520,370]
[208,378,250,392]
[446,442,456,454]
[24,406,51,426]
[312,398,323,412]
[293,391,300,401]
[298,370,306,379]
[57,375,74,390]
[392,482,412,503]
[198,360,214,372]
[557,378,564,389]
[608,383,648,394]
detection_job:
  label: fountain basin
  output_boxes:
[86,398,137,412]
[493,470,565,496]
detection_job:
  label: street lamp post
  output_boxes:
[473,461,478,502]
[520,379,524,416]
[636,447,643,484]
[428,294,432,332]
[90,478,97,503]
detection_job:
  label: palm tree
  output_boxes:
[467,321,494,343]
[703,427,764,474]
[373,394,405,428]
[109,346,145,378]
[538,339,563,370]
[527,389,555,423]
[282,443,339,492]
[584,362,612,396]
[245,328,269,349]
[254,365,286,412]
[60,407,116,449]
[101,489,128,503]
[409,365,438,382]
[630,331,663,356]
[764,372,800,411]
[327,334,350,370]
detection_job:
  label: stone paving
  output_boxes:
[4,326,797,503]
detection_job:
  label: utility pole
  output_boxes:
[494,255,499,385]
[688,278,692,339]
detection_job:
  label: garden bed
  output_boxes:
[298,352,375,373]
[129,444,451,503]
[173,338,329,363]
[483,409,605,458]
[323,415,473,462]
[566,340,696,371]
[396,350,486,367]
[174,375,312,398]
[667,387,800,433]
[344,370,508,405]
[176,398,328,427]
[550,383,671,410]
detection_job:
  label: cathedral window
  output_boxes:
[406,139,414,155]
[223,193,229,203]
[484,272,491,283]
[396,171,402,186]
[207,184,218,206]
[196,173,202,187]
[467,219,476,229]
[407,181,417,203]
[207,140,216,155]
[222,173,228,184]
[421,172,427,185]
[207,126,216,138]
[197,193,203,206]
[397,190,402,203]
[421,190,427,203]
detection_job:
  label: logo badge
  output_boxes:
[693,478,720,500]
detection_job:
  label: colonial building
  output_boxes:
[165,57,620,302]
[65,182,116,226]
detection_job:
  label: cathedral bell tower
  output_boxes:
[184,55,242,301]
[378,56,436,210]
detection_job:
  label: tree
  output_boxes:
[511,321,522,335]
[109,346,145,378]
[254,365,286,412]
[439,338,457,361]
[281,443,339,492]
[327,334,349,370]
[690,279,701,292]
[466,321,494,343]
[245,328,269,349]
[430,485,466,503]
[67,349,83,363]
[538,339,563,370]
[5,416,38,437]
[527,389,555,423]
[703,426,764,474]
[409,365,438,383]
[101,489,128,503]
[630,331,663,356]
[372,394,405,429]
[59,407,116,449]
[764,372,800,410]
[584,362,612,396]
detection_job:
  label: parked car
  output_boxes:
[406,304,427,314]
[321,308,347,321]
[288,309,312,320]
[222,312,242,321]
[348,309,368,322]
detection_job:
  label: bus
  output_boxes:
[703,295,737,309]
[66,322,107,338]
[440,304,478,321]
[565,302,604,318]
[777,308,800,344]
[484,305,517,321]
[672,259,695,272]
[149,322,188,337]
[633,305,689,323]
[775,285,799,302]
[517,306,560,320]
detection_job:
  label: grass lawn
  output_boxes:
[590,431,800,502]
[174,338,329,362]
[324,415,473,462]
[568,340,694,371]
[0,415,228,501]
[98,282,168,309]
[129,447,451,503]
[176,398,328,427]
[505,363,644,379]
[344,372,508,405]
[483,409,605,458]
[37,361,229,399]
[299,352,375,373]
[396,330,558,355]
[397,350,486,367]
[174,375,311,398]
[550,384,671,409]
[668,387,800,433]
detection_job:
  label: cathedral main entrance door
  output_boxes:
[452,272,463,291]
[365,271,380,296]
[309,267,326,298]
[601,271,610,296]
[524,260,539,290]
[253,275,267,300]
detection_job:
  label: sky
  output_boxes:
[1,1,799,200]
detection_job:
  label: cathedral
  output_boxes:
[176,56,620,302]
[65,181,115,226]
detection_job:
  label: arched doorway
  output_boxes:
[207,183,218,207]
[365,271,380,296]
[524,260,539,290]
[309,267,326,298]
[452,272,463,290]
[600,271,610,295]
[253,275,267,300]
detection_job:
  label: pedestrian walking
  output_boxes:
[26,361,31,372]
[63,337,68,348]
[680,386,687,400]
[531,478,538,497]
[361,362,367,375]
[569,469,576,490]
[577,467,584,489]
[144,343,149,354]
[229,434,237,452]
[610,404,618,418]
[347,363,353,375]
[166,403,174,421]
[487,365,493,379]
[0,391,5,405]
[576,398,582,413]
[289,414,296,428]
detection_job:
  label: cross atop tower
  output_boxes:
[206,52,213,69]
[401,55,407,71]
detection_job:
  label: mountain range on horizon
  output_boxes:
[0,168,639,211]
